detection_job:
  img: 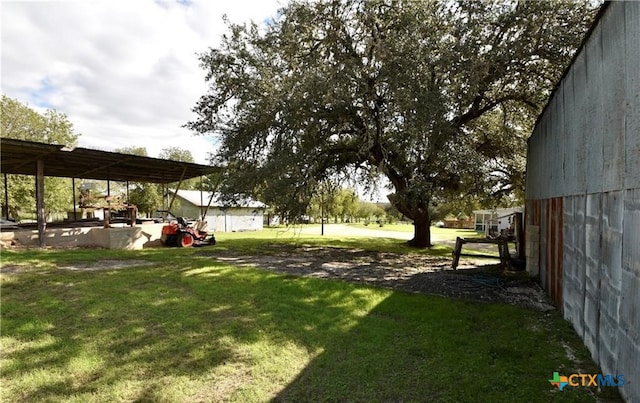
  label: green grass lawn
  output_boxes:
[217,227,455,256]
[346,222,484,239]
[260,224,496,258]
[0,238,621,402]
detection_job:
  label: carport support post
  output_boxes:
[36,159,46,248]
[72,178,77,219]
[200,178,204,218]
[3,172,9,220]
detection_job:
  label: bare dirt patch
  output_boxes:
[58,260,154,271]
[201,246,555,311]
[0,260,154,274]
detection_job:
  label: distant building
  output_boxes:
[472,207,523,234]
[442,217,474,229]
[168,190,266,232]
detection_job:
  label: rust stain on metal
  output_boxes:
[556,198,564,308]
[526,197,565,307]
[543,198,564,308]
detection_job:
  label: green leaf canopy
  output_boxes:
[187,0,596,247]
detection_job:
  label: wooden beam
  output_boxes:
[514,212,525,260]
[73,155,135,178]
[167,167,187,212]
[201,174,222,220]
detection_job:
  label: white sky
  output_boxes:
[1,0,283,164]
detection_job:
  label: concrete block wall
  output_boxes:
[1,223,165,250]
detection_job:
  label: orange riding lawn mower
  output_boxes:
[161,216,216,248]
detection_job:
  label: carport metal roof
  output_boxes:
[1,138,220,183]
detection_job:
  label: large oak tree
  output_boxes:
[188,0,597,247]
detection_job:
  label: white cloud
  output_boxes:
[1,0,283,164]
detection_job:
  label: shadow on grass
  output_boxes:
[1,249,620,402]
[1,256,383,401]
[214,235,455,257]
[273,291,614,403]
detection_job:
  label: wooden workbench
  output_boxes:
[451,237,511,270]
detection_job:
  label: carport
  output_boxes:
[0,138,220,247]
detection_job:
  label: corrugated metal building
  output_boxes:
[525,2,639,401]
[169,190,266,232]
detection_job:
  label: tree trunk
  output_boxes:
[409,210,431,248]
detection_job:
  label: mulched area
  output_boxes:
[200,246,556,312]
[0,244,555,311]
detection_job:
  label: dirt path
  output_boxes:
[199,246,555,312]
[1,239,551,311]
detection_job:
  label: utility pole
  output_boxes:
[321,188,324,236]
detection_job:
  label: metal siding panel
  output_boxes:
[540,200,548,290]
[555,97,566,197]
[597,298,619,375]
[563,196,575,299]
[602,191,624,290]
[543,104,553,200]
[528,132,537,200]
[575,194,587,339]
[622,188,640,278]
[562,73,579,196]
[625,2,640,190]
[526,131,538,200]
[583,290,600,362]
[539,126,547,199]
[548,97,561,197]
[601,3,627,192]
[585,194,602,296]
[621,7,639,349]
[539,121,549,200]
[537,123,545,200]
[545,123,552,198]
[525,145,534,200]
[620,187,640,403]
[563,196,576,321]
[599,191,624,375]
[617,331,640,403]
[583,193,602,361]
[573,50,588,194]
[547,199,555,296]
[526,131,542,200]
[563,195,585,337]
[585,22,604,195]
